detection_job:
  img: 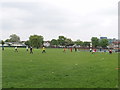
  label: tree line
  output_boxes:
[1,34,109,48]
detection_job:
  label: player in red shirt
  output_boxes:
[94,49,96,52]
[70,48,72,52]
[109,50,112,54]
[63,48,66,52]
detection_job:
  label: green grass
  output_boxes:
[2,48,118,88]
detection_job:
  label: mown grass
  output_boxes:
[2,48,118,88]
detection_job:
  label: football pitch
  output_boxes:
[2,48,118,88]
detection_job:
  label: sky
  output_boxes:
[0,0,119,41]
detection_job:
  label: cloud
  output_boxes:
[0,0,119,41]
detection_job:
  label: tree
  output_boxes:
[83,42,91,47]
[58,36,66,46]
[51,39,58,46]
[99,39,108,48]
[65,38,73,45]
[74,39,83,46]
[91,37,99,48]
[29,35,43,48]
[25,40,30,47]
[1,40,5,46]
[5,39,10,42]
[9,34,20,42]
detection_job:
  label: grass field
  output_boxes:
[2,48,118,88]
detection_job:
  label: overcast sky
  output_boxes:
[0,0,119,41]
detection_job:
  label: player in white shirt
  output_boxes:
[26,46,28,51]
[90,48,92,52]
[15,46,18,52]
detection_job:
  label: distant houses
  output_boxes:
[108,38,120,49]
[99,37,120,49]
[108,41,120,49]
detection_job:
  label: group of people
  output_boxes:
[14,46,46,54]
[63,47,77,52]
[90,48,113,54]
[63,47,113,54]
[3,46,113,54]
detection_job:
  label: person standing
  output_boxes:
[109,49,112,54]
[70,48,72,52]
[42,47,46,53]
[26,46,29,51]
[90,48,92,52]
[30,46,33,54]
[74,47,77,52]
[94,49,96,52]
[15,46,18,52]
[63,47,66,52]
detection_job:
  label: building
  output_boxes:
[108,38,118,44]
[108,38,120,49]
[100,37,107,40]
[0,42,26,47]
[43,41,51,47]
